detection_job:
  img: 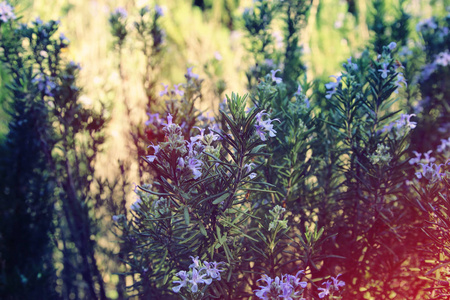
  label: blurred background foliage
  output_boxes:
[0,0,449,299]
[2,0,448,173]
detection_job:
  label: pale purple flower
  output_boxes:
[0,1,15,23]
[318,281,331,298]
[132,182,139,193]
[172,270,188,293]
[385,114,416,131]
[421,63,437,81]
[423,150,436,163]
[244,163,255,173]
[173,83,184,96]
[186,139,201,156]
[295,84,302,95]
[146,144,160,162]
[409,151,422,165]
[154,4,163,17]
[388,42,397,51]
[270,69,282,84]
[198,112,215,124]
[416,18,437,32]
[399,46,412,58]
[189,256,201,268]
[145,153,157,163]
[130,198,142,211]
[160,83,168,96]
[434,51,450,67]
[244,163,257,179]
[188,157,202,179]
[254,270,307,300]
[264,59,275,68]
[214,51,222,61]
[177,157,185,168]
[331,274,345,290]
[255,126,267,141]
[416,163,445,181]
[437,137,450,153]
[59,33,70,45]
[378,62,390,79]
[401,113,417,129]
[254,274,273,299]
[394,72,407,93]
[112,215,121,222]
[344,57,358,70]
[203,261,224,280]
[113,7,127,18]
[278,282,294,300]
[145,112,161,126]
[246,105,257,114]
[34,17,43,25]
[163,113,173,127]
[206,131,220,142]
[68,60,82,70]
[286,270,307,289]
[325,75,341,99]
[33,74,56,97]
[186,67,199,79]
[255,110,280,141]
[189,268,211,293]
[192,127,205,142]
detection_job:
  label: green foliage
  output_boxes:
[242,0,310,93]
[0,8,110,300]
[1,1,449,300]
[411,14,450,152]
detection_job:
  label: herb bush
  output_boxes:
[1,1,449,299]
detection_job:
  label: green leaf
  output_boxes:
[199,222,207,237]
[184,206,190,226]
[220,219,258,242]
[213,192,230,205]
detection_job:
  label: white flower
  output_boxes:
[270,69,282,84]
[0,1,16,23]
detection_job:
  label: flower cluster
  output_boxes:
[243,162,257,179]
[416,17,438,32]
[420,50,450,81]
[325,75,341,99]
[159,83,185,97]
[254,270,307,300]
[33,74,57,97]
[343,56,358,71]
[409,150,435,165]
[113,7,128,19]
[109,7,128,45]
[146,114,221,180]
[268,205,288,232]
[369,143,392,166]
[172,256,225,294]
[415,162,447,182]
[0,1,15,23]
[410,142,449,182]
[318,274,346,298]
[381,114,417,139]
[255,110,280,141]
